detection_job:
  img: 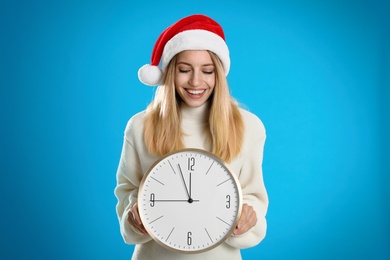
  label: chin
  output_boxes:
[185,101,206,107]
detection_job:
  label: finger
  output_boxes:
[136,223,148,235]
[234,219,252,235]
[234,220,250,236]
[129,214,148,235]
[131,205,142,225]
[234,204,257,235]
[129,204,148,235]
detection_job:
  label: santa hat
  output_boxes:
[138,14,230,86]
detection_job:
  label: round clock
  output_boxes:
[138,148,242,253]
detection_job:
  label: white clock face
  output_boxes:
[138,149,242,253]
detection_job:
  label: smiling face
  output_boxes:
[174,50,216,107]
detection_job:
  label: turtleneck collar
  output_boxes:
[180,101,210,125]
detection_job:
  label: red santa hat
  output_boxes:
[138,14,230,86]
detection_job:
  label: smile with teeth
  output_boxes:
[186,89,206,95]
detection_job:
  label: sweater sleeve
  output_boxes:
[225,120,268,249]
[114,120,152,245]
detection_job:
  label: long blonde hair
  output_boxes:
[143,51,244,162]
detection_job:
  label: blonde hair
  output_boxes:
[143,51,244,162]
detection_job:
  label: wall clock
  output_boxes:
[138,148,242,253]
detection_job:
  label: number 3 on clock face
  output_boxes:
[138,148,243,253]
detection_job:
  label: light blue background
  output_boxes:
[1,0,389,259]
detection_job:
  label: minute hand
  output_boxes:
[178,164,190,199]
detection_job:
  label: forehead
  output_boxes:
[176,50,214,65]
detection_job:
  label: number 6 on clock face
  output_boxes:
[138,148,243,254]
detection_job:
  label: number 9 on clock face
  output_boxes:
[138,148,242,253]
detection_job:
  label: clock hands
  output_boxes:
[178,164,192,202]
[178,164,195,203]
[149,167,199,204]
[150,199,199,202]
[189,171,192,199]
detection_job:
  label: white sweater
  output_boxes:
[115,103,268,260]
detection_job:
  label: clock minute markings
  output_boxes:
[165,227,175,242]
[216,178,230,187]
[149,215,164,225]
[168,160,176,175]
[150,176,164,185]
[205,161,215,175]
[204,228,213,243]
[216,216,230,226]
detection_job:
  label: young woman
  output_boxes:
[115,14,268,260]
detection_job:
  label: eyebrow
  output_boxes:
[176,61,214,67]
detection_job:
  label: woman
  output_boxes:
[115,14,268,260]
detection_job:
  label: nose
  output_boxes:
[189,70,202,87]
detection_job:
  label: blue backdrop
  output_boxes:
[1,0,389,259]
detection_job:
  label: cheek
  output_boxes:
[174,74,186,87]
[174,76,181,90]
[174,79,184,97]
[207,77,216,89]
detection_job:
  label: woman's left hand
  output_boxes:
[233,203,257,236]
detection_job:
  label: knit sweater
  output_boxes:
[115,103,268,260]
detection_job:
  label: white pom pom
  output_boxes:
[138,64,163,86]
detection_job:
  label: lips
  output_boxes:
[179,86,212,107]
[186,89,206,96]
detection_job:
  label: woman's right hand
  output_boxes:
[127,203,148,235]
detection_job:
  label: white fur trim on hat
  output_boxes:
[161,29,230,75]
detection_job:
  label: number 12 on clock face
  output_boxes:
[138,149,243,254]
